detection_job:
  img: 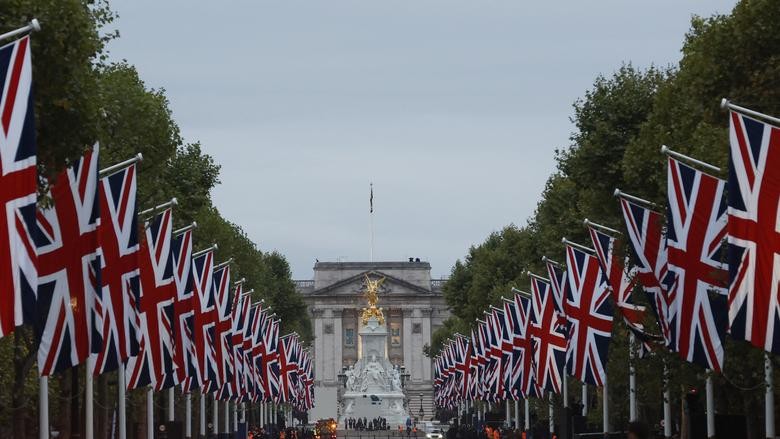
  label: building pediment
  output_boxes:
[308,270,432,296]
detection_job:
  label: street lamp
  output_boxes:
[418,393,424,421]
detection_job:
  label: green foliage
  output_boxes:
[0,1,312,436]
[436,0,780,435]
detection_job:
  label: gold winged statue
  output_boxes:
[361,274,386,325]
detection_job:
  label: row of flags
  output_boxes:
[0,35,314,410]
[434,103,780,408]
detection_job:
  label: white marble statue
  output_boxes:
[391,366,402,391]
[345,366,357,391]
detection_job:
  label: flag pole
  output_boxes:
[200,391,206,438]
[147,388,154,439]
[524,399,530,431]
[766,353,775,439]
[514,398,519,430]
[721,98,780,126]
[85,361,94,439]
[706,374,715,438]
[39,376,49,439]
[185,393,192,438]
[629,334,637,421]
[168,388,175,422]
[602,375,610,435]
[548,392,554,435]
[118,370,127,439]
[582,384,588,417]
[369,182,374,262]
[660,145,721,174]
[212,394,218,437]
[100,153,143,177]
[664,363,671,439]
[0,19,41,43]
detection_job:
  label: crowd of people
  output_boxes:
[344,416,390,430]
[443,421,650,439]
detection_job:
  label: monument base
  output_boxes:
[340,392,409,428]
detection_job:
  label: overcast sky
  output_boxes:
[108,1,736,279]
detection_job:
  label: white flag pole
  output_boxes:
[39,376,49,439]
[582,384,588,416]
[548,392,554,435]
[85,363,94,439]
[514,399,519,430]
[185,393,192,438]
[118,371,127,439]
[766,354,775,439]
[260,402,265,427]
[505,400,510,428]
[212,395,218,436]
[706,375,715,438]
[629,334,637,421]
[524,399,530,431]
[168,388,175,422]
[146,388,154,439]
[563,372,568,409]
[664,366,672,439]
[0,19,40,43]
[223,400,230,433]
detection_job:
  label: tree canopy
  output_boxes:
[0,1,312,437]
[432,0,780,435]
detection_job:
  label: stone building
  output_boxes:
[295,260,450,421]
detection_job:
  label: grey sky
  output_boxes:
[108,1,737,279]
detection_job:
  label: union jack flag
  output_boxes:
[92,163,140,375]
[587,226,654,354]
[467,326,482,401]
[0,35,37,339]
[564,243,613,387]
[250,307,270,402]
[482,309,503,402]
[243,304,261,402]
[126,208,177,389]
[528,276,567,394]
[211,263,232,395]
[191,249,217,392]
[160,228,195,390]
[619,196,675,348]
[454,335,473,401]
[504,291,534,399]
[300,349,314,410]
[727,110,780,354]
[222,282,250,400]
[279,334,300,403]
[35,146,100,376]
[666,157,728,371]
[261,318,281,401]
[545,260,571,334]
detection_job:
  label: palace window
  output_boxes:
[345,328,355,346]
[390,323,401,346]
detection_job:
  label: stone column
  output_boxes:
[312,308,324,383]
[402,309,413,373]
[334,309,343,374]
[422,308,433,381]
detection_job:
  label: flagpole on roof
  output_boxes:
[99,153,143,177]
[369,182,374,262]
[721,98,780,126]
[0,19,40,43]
